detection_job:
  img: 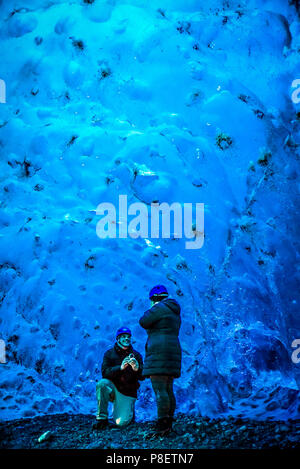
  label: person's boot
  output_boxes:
[92,419,108,431]
[148,417,172,437]
[168,413,175,426]
[157,416,173,435]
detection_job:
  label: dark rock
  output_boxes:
[0,413,299,449]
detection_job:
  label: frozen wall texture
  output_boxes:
[0,0,300,421]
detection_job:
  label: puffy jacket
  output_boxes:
[139,298,182,378]
[101,343,144,398]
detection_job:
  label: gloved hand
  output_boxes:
[120,357,130,370]
[129,357,139,371]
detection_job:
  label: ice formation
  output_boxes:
[0,0,299,421]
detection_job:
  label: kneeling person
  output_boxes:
[94,327,143,429]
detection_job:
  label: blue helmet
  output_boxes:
[149,285,168,300]
[116,327,132,339]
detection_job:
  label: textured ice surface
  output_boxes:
[0,0,300,421]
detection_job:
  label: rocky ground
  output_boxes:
[0,413,299,449]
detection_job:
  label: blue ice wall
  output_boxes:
[0,0,300,421]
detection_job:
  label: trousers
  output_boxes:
[150,375,176,420]
[96,378,136,427]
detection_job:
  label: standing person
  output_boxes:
[93,327,143,430]
[139,285,181,435]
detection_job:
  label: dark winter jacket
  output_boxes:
[101,343,144,398]
[139,298,182,378]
